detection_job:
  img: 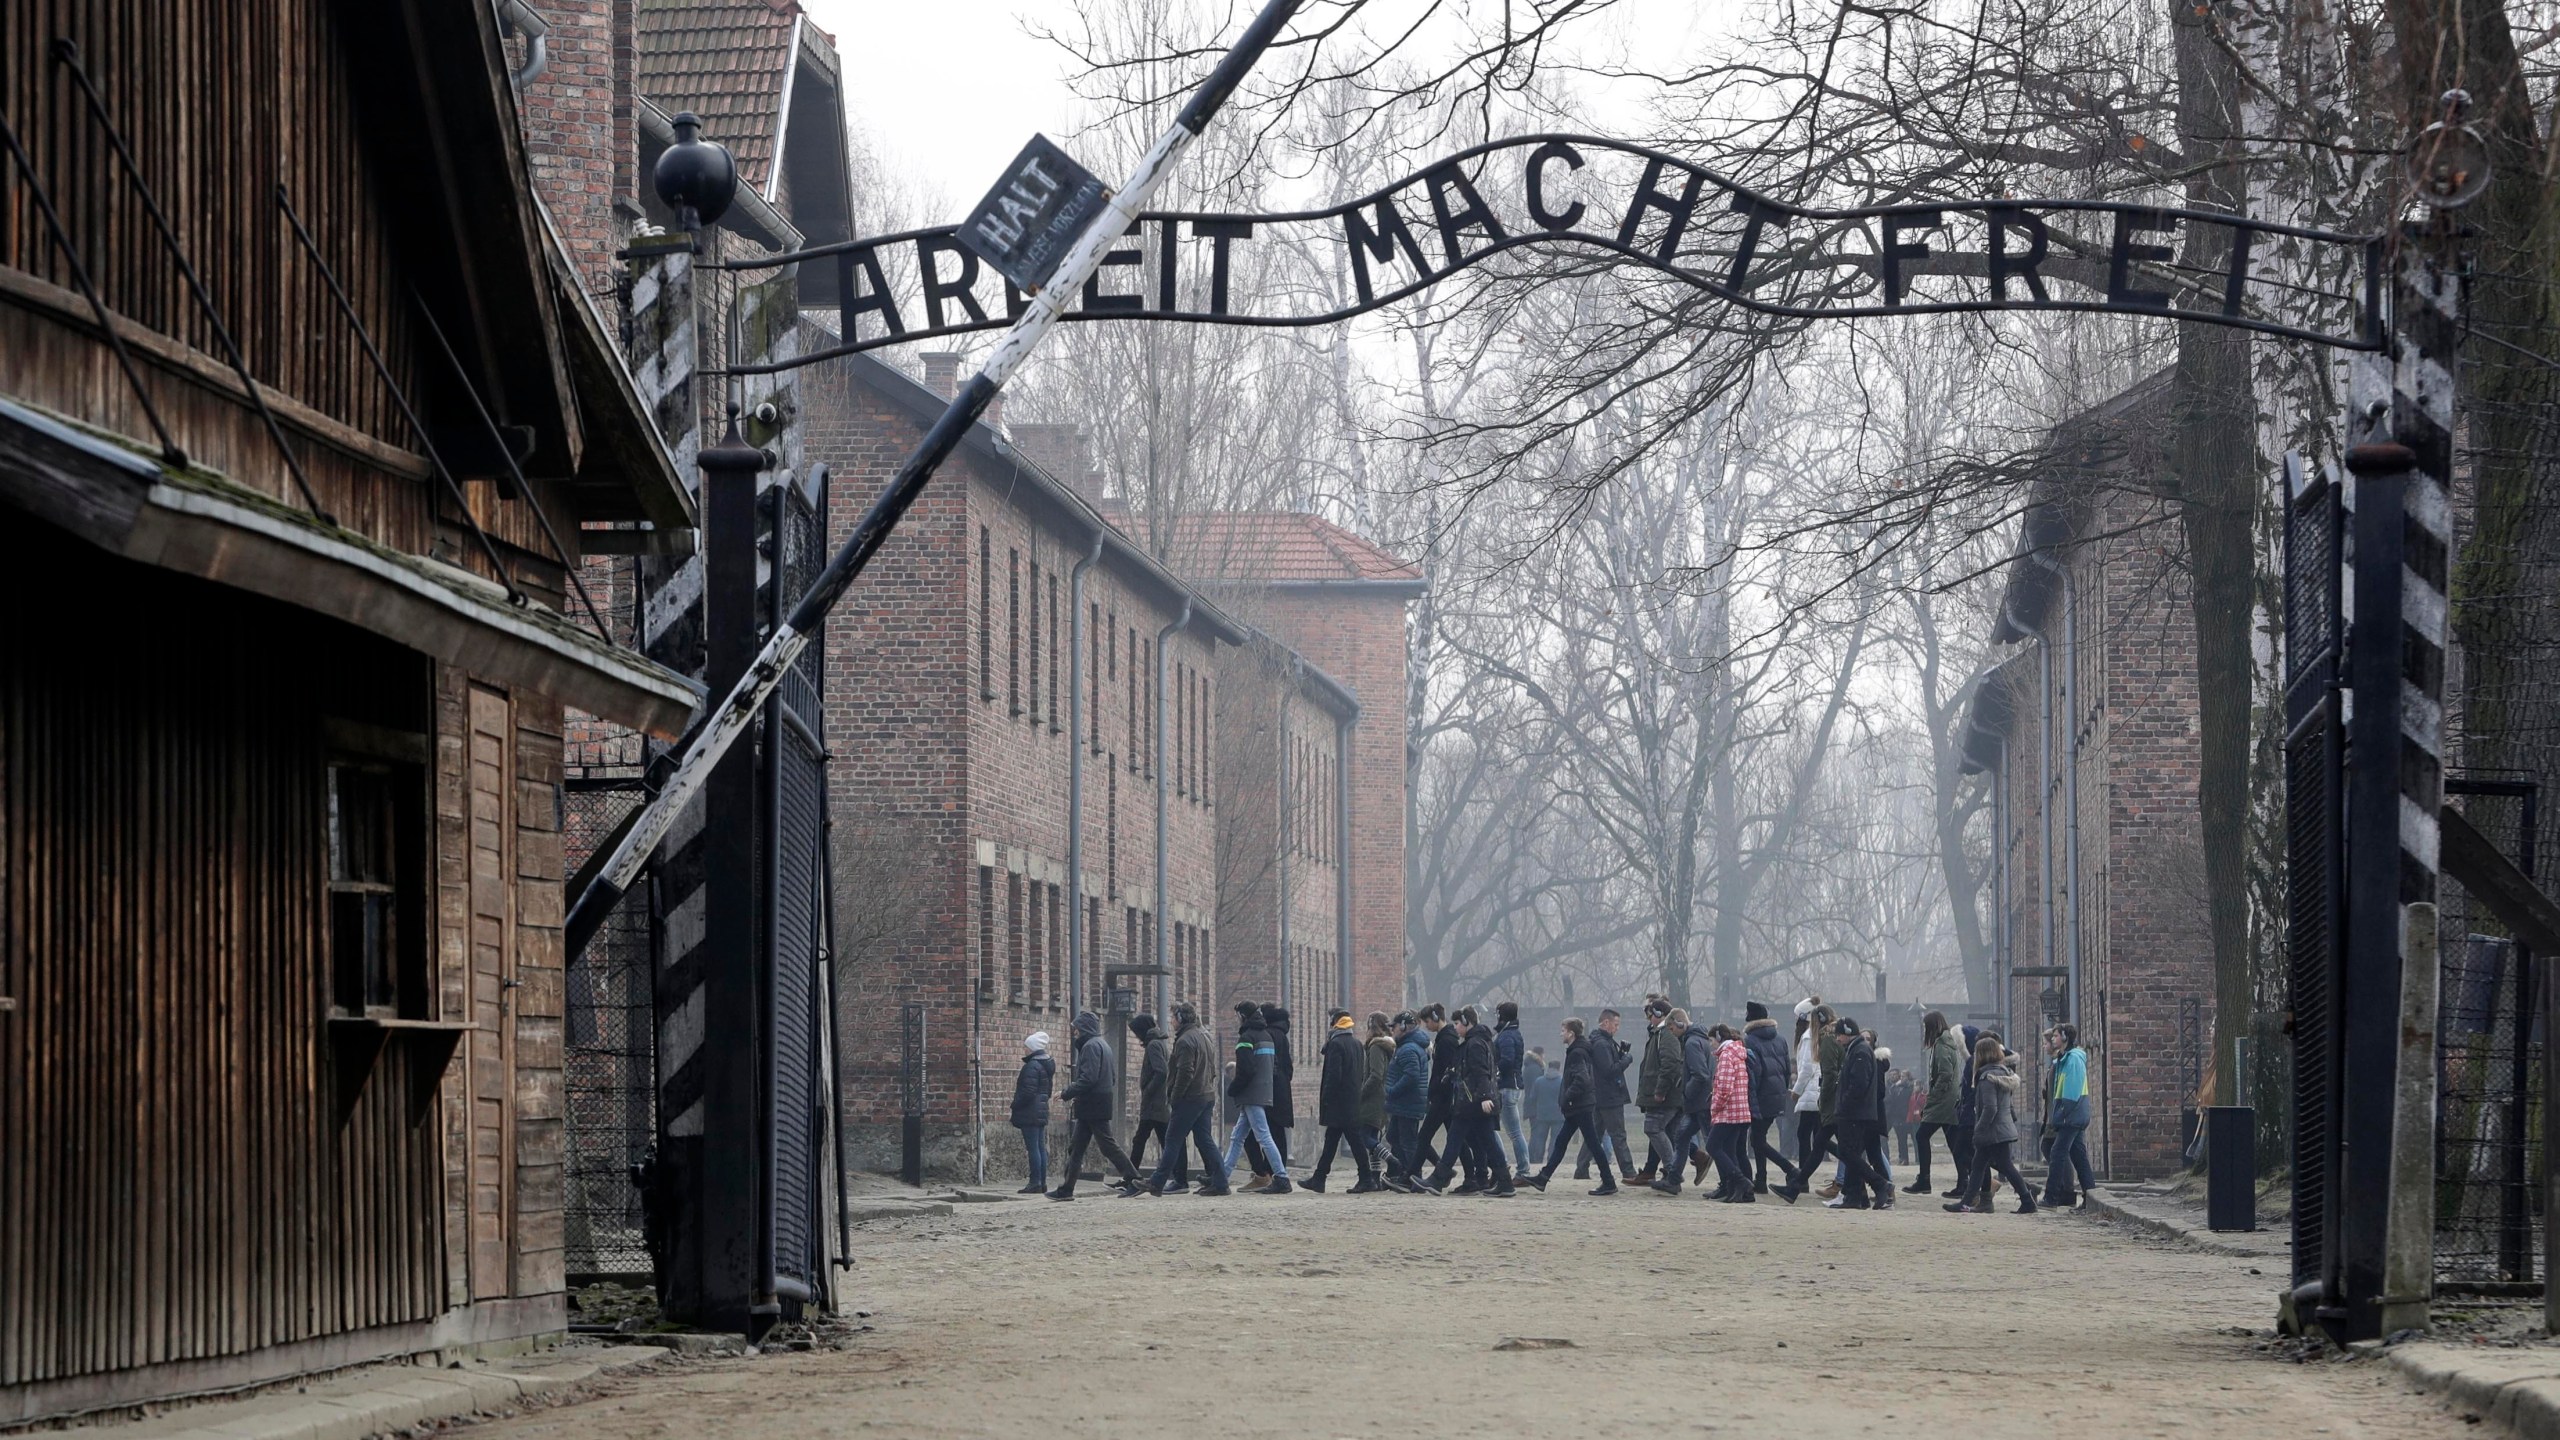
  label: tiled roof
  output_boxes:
[1156,510,1424,587]
[636,0,800,189]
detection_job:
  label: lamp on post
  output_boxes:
[654,110,737,231]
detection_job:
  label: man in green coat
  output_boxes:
[1358,1011,1419,1191]
[1902,1010,1964,1196]
[1634,997,1683,1184]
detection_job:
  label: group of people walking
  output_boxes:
[1008,994,2098,1213]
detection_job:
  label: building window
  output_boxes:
[1028,558,1042,722]
[327,762,417,1016]
[1126,628,1139,773]
[1087,896,1104,1009]
[978,526,993,702]
[976,864,997,1002]
[1199,672,1212,808]
[1048,883,1065,1009]
[1008,548,1023,716]
[1090,603,1103,754]
[1007,870,1026,1005]
[1048,576,1062,731]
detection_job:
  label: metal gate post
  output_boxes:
[661,411,768,1334]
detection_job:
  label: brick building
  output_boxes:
[1961,373,2213,1178]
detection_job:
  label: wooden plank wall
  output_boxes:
[0,0,569,591]
[0,547,448,1390]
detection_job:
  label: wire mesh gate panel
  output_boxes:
[563,779,658,1279]
[2435,777,2543,1288]
[763,474,832,1299]
[2283,454,2347,1304]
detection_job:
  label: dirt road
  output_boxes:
[481,1185,2468,1439]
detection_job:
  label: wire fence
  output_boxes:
[562,779,658,1281]
[2434,776,2543,1287]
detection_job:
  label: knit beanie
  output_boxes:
[1746,1000,1770,1023]
[1025,1031,1050,1053]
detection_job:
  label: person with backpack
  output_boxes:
[1011,1031,1055,1195]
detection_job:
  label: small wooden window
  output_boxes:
[1008,548,1023,715]
[327,762,417,1016]
[978,527,994,702]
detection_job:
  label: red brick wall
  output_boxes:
[803,360,1226,1178]
[511,0,635,294]
[1252,591,1410,1022]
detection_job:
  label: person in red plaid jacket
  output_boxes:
[1704,1025,1758,1202]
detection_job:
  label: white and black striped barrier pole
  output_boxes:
[564,0,1303,961]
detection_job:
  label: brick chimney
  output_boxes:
[921,351,962,397]
[1011,422,1105,511]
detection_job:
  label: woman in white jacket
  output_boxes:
[1790,997,1825,1191]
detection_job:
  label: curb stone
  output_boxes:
[2387,1343,2560,1437]
[2078,1184,2286,1261]
[101,1343,668,1440]
[841,1199,955,1223]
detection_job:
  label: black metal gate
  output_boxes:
[2282,452,2348,1312]
[761,469,833,1303]
[2436,775,2543,1288]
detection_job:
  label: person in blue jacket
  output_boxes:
[1384,1011,1433,1178]
[2041,1024,2096,1208]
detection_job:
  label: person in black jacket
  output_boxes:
[1740,1001,1802,1197]
[1011,1032,1056,1194]
[1493,1001,1531,1172]
[1523,1017,1619,1195]
[1824,1017,1892,1210]
[1439,1007,1516,1196]
[1142,1002,1232,1197]
[1127,1014,1172,1177]
[1584,1008,1637,1179]
[1412,1005,1468,1190]
[1304,1010,1380,1192]
[1050,1011,1143,1200]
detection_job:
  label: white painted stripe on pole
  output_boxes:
[2400,570,2448,641]
[2400,794,2441,872]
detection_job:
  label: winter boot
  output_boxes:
[1302,1174,1328,1193]
[1262,1176,1296,1195]
[1647,1177,1682,1196]
[1589,1179,1620,1196]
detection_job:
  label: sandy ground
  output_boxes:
[477,1181,2477,1440]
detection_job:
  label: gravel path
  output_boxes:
[472,1185,2473,1439]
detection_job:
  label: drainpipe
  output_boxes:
[1154,599,1192,1016]
[1278,657,1301,1008]
[1995,734,2012,1043]
[2061,565,2084,1034]
[1335,707,1356,1010]
[1067,529,1104,1018]
[2009,589,2056,1043]
[496,0,550,87]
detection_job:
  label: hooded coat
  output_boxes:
[1559,1033,1599,1114]
[1973,1062,2022,1145]
[1529,1067,1564,1126]
[1263,1006,1297,1130]
[1170,1018,1221,1105]
[1228,1014,1276,1108]
[1457,1022,1503,1107]
[1816,1027,1845,1122]
[1135,1022,1172,1124]
[1057,1018,1116,1124]
[1955,1024,1985,1127]
[1833,1032,1883,1126]
[1009,1051,1055,1129]
[1921,1027,1964,1125]
[1428,1023,1464,1105]
[1638,1019,1683,1111]
[1386,1028,1432,1118]
[1360,1032,1393,1129]
[1588,1027,1633,1109]
[1742,1017,1792,1122]
[1678,1025,1718,1116]
[1318,1024,1364,1129]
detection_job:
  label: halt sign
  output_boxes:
[957,135,1107,293]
